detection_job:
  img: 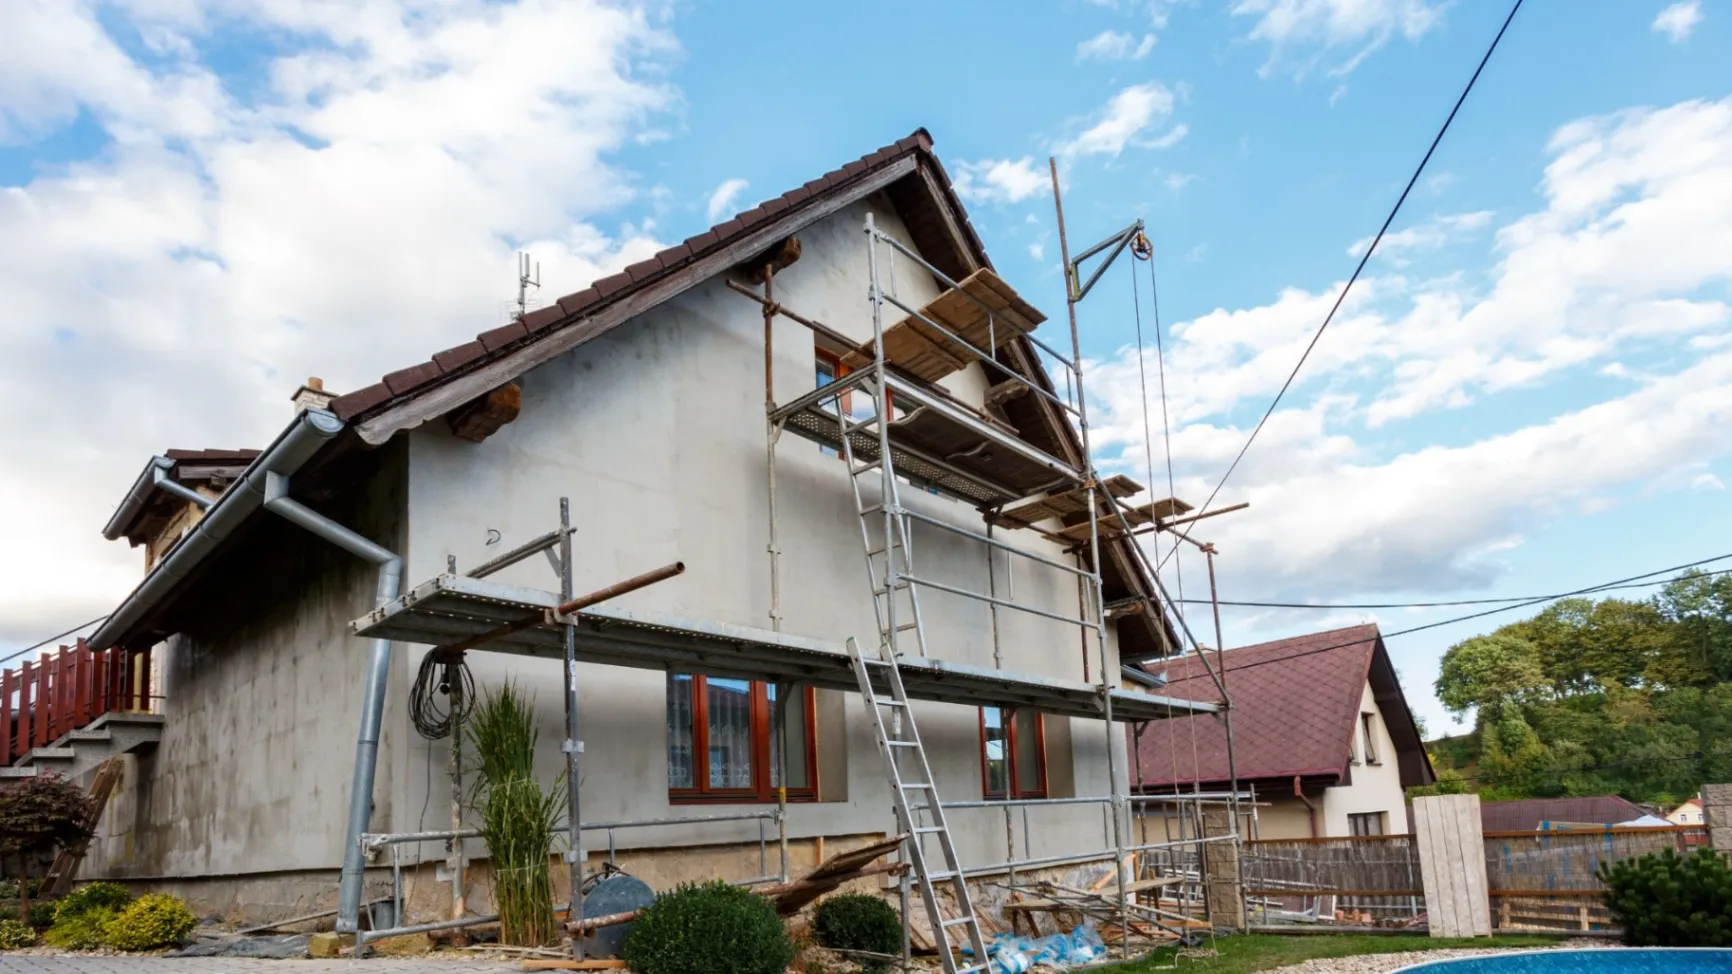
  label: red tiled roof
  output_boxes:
[329,129,960,423]
[1133,625,1385,788]
[1479,796,1648,832]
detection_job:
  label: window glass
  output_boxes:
[768,683,810,789]
[706,678,755,790]
[666,673,695,789]
[982,707,1009,796]
[1014,709,1044,796]
[1361,713,1379,764]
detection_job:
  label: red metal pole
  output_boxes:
[17,662,33,757]
[0,668,12,766]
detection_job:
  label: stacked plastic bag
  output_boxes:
[980,924,1107,973]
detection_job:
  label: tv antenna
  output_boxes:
[515,252,541,320]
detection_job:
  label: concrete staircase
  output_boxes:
[0,712,163,781]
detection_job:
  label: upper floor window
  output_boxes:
[667,674,815,803]
[1361,712,1379,765]
[980,706,1046,800]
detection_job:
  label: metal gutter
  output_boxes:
[87,408,345,650]
[101,456,176,541]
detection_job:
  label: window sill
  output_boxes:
[669,794,819,806]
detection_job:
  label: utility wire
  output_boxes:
[1163,0,1526,570]
[0,614,110,668]
[1176,567,1732,610]
[1158,551,1732,681]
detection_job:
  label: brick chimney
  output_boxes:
[291,376,335,414]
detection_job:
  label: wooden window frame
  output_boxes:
[978,706,1047,801]
[668,675,818,804]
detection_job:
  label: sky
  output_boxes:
[1,0,1729,737]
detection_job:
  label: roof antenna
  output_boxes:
[515,251,541,321]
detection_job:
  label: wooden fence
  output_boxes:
[1241,824,1709,933]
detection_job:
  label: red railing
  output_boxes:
[0,641,151,767]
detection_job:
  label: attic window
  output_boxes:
[1361,712,1379,765]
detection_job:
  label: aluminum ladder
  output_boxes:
[847,637,991,974]
[832,371,931,659]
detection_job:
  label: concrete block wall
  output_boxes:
[1705,783,1732,852]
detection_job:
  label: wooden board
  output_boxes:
[770,834,905,915]
[841,268,1045,382]
[1413,794,1492,938]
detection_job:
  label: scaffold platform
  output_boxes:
[352,573,1217,723]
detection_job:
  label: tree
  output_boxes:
[1436,632,1547,719]
[0,775,96,918]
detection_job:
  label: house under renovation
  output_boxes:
[3,130,1239,960]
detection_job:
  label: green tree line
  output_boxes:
[1420,570,1732,806]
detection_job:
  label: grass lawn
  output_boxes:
[1108,933,1570,974]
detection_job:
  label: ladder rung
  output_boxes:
[851,460,883,475]
[942,916,975,928]
[901,782,932,789]
[895,622,919,632]
[956,964,992,974]
[926,869,958,881]
[915,826,945,834]
[886,740,918,747]
[876,699,907,708]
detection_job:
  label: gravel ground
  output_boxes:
[1262,940,1621,974]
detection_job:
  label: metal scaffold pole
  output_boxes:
[1049,156,1130,958]
[559,497,586,958]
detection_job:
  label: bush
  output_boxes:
[26,902,52,930]
[0,919,35,950]
[469,684,563,946]
[43,908,116,951]
[102,893,198,951]
[1600,847,1732,946]
[53,882,132,923]
[623,880,794,974]
[813,894,901,972]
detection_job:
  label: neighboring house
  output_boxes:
[1667,798,1705,826]
[12,130,1202,923]
[1130,625,1434,840]
[1478,796,1648,832]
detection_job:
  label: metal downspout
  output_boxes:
[1293,776,1320,839]
[263,472,404,934]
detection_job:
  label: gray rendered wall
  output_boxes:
[400,195,1125,873]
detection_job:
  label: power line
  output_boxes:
[0,614,109,668]
[1178,567,1732,610]
[1163,0,1526,570]
[1183,551,1732,680]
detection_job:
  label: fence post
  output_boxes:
[1705,784,1732,853]
[1200,807,1245,930]
[1413,794,1492,938]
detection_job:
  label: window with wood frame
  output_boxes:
[1348,811,1387,837]
[979,706,1046,800]
[666,674,816,803]
[1360,712,1380,765]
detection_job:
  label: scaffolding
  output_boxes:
[343,200,1240,962]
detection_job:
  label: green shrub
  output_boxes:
[44,908,116,950]
[53,882,132,923]
[623,880,794,974]
[102,893,198,951]
[0,919,36,950]
[469,684,563,946]
[1599,847,1732,946]
[813,894,901,972]
[26,902,53,930]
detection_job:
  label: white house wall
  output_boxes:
[1320,682,1408,836]
[400,195,1123,874]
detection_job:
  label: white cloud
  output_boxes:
[1347,210,1494,260]
[1693,472,1725,491]
[1652,1,1702,42]
[705,177,749,223]
[1076,30,1156,61]
[1059,83,1181,158]
[1085,95,1732,606]
[1163,171,1195,191]
[1233,0,1445,77]
[954,157,1048,204]
[0,0,677,647]
[1028,242,1045,262]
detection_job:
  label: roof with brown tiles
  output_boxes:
[1133,624,1433,791]
[329,129,960,423]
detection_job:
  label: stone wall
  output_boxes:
[1704,783,1732,851]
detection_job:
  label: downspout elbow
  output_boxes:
[1294,775,1319,839]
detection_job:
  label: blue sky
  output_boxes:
[1,0,1729,735]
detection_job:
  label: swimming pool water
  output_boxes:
[1393,949,1732,973]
